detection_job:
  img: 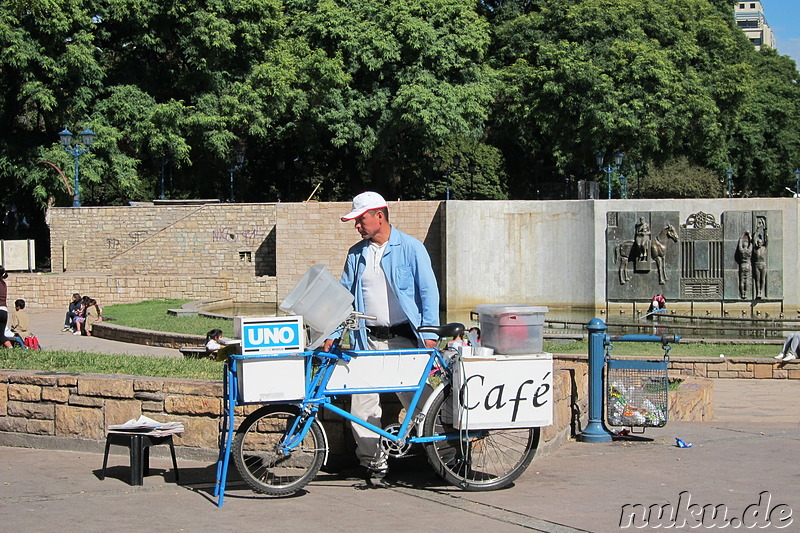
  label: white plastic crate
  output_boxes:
[452,349,553,429]
[236,355,306,403]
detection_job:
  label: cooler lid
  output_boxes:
[474,304,549,317]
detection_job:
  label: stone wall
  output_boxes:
[0,365,586,462]
[10,272,277,308]
[669,357,799,379]
[0,361,714,462]
[274,201,443,301]
[15,201,441,309]
[50,204,278,277]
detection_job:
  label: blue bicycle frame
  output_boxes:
[214,344,472,506]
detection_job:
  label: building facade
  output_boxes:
[735,1,777,50]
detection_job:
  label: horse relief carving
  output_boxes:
[614,222,679,285]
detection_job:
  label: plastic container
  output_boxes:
[474,304,548,354]
[279,264,354,349]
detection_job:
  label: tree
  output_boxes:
[641,157,724,198]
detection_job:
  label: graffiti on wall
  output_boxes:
[211,226,266,246]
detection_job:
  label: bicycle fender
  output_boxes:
[313,417,330,467]
[415,382,447,437]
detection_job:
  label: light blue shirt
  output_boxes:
[337,225,440,350]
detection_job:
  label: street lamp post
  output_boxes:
[795,169,800,198]
[468,161,477,199]
[635,160,643,198]
[595,151,624,199]
[434,155,461,200]
[159,156,171,200]
[228,149,245,203]
[59,128,95,207]
[726,169,734,198]
[619,173,628,199]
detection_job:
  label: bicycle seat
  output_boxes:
[417,323,465,339]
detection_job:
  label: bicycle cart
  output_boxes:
[213,320,553,506]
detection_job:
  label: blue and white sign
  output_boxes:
[234,316,305,354]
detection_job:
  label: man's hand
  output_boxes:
[322,338,335,352]
[424,339,437,349]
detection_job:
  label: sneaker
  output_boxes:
[62,326,71,332]
[782,353,797,361]
[775,353,786,360]
[340,465,387,481]
[73,331,82,336]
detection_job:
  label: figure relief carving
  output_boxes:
[753,216,768,299]
[614,222,679,286]
[634,217,652,266]
[736,231,753,299]
[735,217,768,300]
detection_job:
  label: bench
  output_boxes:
[178,346,208,358]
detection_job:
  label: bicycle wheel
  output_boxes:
[423,386,539,491]
[232,404,326,496]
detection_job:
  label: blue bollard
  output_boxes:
[578,318,613,443]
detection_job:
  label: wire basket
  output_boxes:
[606,358,669,428]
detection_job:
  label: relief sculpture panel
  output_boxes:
[607,210,783,304]
[723,211,782,301]
[607,211,681,301]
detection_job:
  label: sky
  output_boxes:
[761,0,800,65]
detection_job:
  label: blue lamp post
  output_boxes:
[726,169,734,198]
[595,151,624,199]
[228,149,245,203]
[434,155,461,200]
[59,128,95,207]
[795,169,800,198]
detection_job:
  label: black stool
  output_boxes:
[100,432,180,486]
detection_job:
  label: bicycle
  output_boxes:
[214,313,552,505]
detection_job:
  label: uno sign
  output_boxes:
[234,316,305,354]
[453,353,553,430]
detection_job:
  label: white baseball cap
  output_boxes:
[341,191,388,221]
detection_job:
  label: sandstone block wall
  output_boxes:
[0,365,585,462]
[274,201,443,301]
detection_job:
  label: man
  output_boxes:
[323,191,440,481]
[10,299,30,348]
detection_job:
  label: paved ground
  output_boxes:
[29,308,181,358]
[3,310,799,531]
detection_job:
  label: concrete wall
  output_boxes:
[445,198,800,313]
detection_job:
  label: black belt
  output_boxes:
[368,322,417,341]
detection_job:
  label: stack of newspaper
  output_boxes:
[108,415,184,437]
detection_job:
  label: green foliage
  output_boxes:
[0,348,220,380]
[1,0,799,240]
[640,157,724,199]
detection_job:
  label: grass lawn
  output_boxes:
[0,348,221,380]
[544,340,778,358]
[103,299,234,336]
